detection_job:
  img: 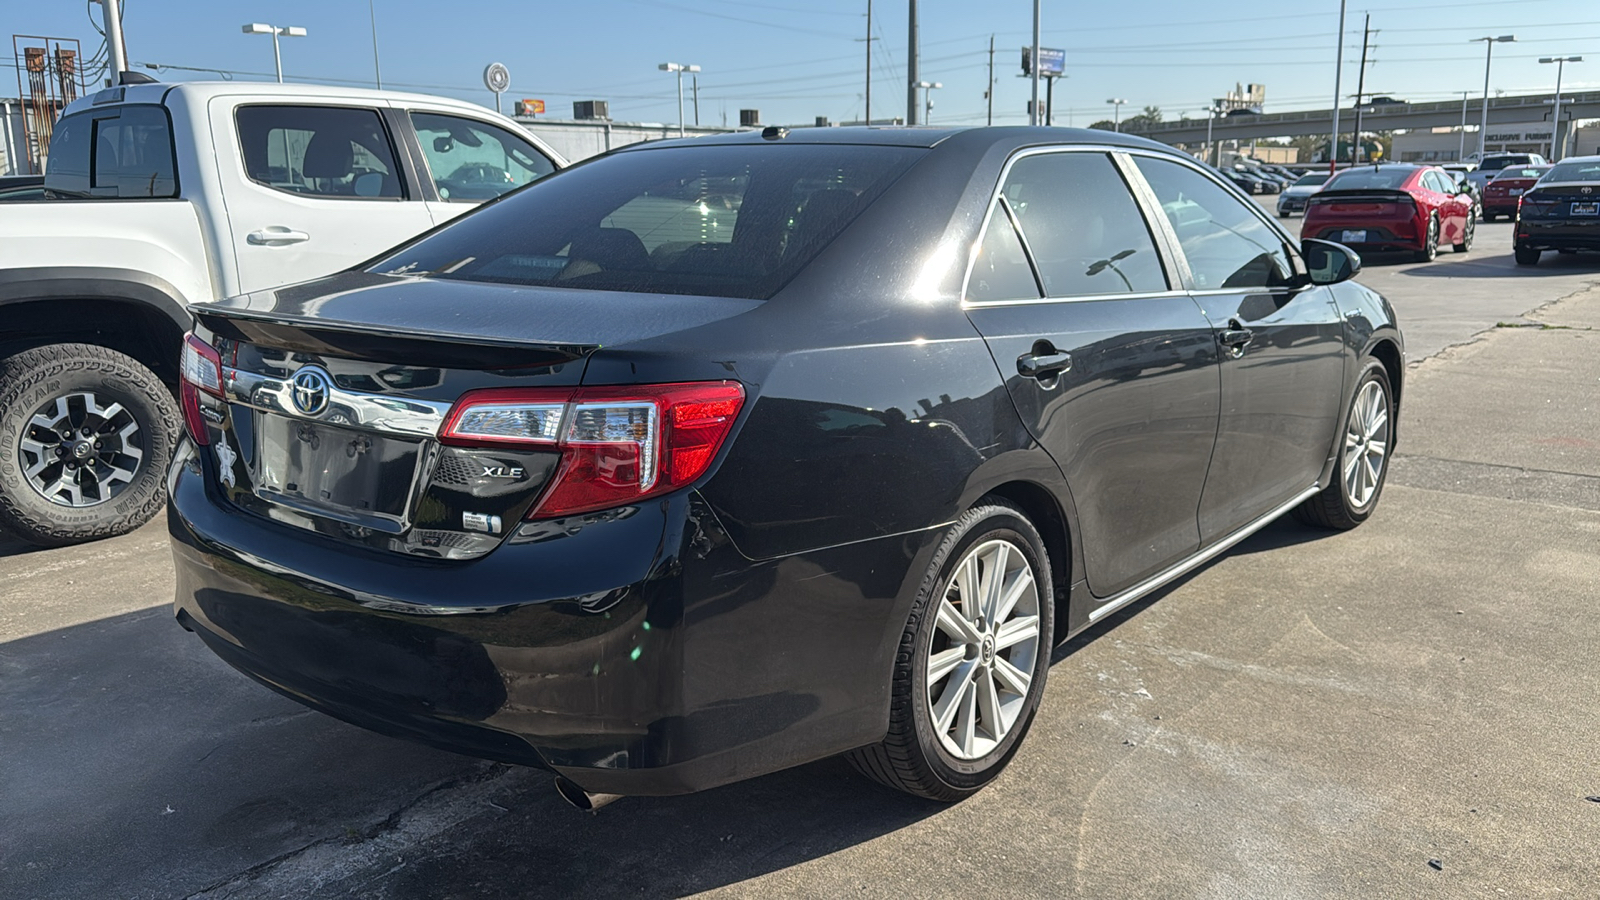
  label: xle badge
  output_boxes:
[463,512,502,535]
[481,465,525,479]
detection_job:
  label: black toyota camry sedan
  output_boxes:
[170,126,1403,807]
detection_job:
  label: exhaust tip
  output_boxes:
[553,776,623,812]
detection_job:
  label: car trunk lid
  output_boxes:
[190,272,760,559]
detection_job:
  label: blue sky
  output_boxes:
[9,0,1598,127]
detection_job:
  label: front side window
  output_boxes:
[1133,156,1294,291]
[410,112,555,202]
[998,152,1168,297]
[236,105,403,199]
[45,105,176,198]
[371,144,924,300]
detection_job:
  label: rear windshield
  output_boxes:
[1292,173,1330,187]
[1543,161,1600,183]
[1325,168,1412,191]
[1479,155,1533,172]
[1490,166,1549,181]
[371,143,925,300]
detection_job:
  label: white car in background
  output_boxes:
[1276,171,1332,217]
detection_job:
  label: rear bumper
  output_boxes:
[1482,203,1519,217]
[168,439,918,796]
[1516,219,1600,252]
[1305,221,1420,251]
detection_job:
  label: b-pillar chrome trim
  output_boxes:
[1088,484,1322,622]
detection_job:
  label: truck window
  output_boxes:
[45,105,177,199]
[409,112,555,202]
[235,105,404,200]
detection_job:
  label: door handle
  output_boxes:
[247,227,311,245]
[1216,320,1254,352]
[1017,348,1073,379]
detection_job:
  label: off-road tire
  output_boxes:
[1293,359,1393,531]
[0,343,179,546]
[845,499,1054,801]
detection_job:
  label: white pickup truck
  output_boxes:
[0,81,564,545]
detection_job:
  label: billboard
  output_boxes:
[517,98,546,116]
[1021,47,1065,77]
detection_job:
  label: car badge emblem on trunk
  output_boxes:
[1583,187,1594,194]
[289,367,332,416]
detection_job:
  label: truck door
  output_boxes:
[216,101,436,294]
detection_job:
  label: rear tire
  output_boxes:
[1413,216,1439,263]
[1514,245,1541,266]
[1453,216,1474,253]
[1293,359,1393,531]
[845,500,1054,801]
[0,344,179,547]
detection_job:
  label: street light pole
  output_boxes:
[915,81,942,124]
[242,24,307,83]
[1471,35,1516,161]
[1204,106,1219,167]
[1030,0,1041,126]
[368,0,382,89]
[1107,98,1127,132]
[659,62,700,138]
[1457,90,1471,162]
[1329,0,1346,174]
[1539,56,1582,161]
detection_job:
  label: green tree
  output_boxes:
[1124,105,1163,129]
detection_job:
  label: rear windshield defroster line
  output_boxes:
[369,144,927,301]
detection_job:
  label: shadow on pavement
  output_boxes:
[0,530,43,559]
[0,600,943,899]
[1394,252,1600,277]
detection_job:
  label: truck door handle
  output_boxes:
[1217,325,1253,350]
[247,227,311,245]
[1017,347,1072,379]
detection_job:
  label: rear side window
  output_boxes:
[236,105,403,199]
[45,105,176,198]
[371,144,924,300]
[410,112,555,201]
[1133,156,1294,291]
[998,152,1168,297]
[1544,161,1600,182]
[966,204,1042,303]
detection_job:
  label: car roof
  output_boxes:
[62,80,509,121]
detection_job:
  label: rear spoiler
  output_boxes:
[196,307,597,370]
[1307,189,1415,205]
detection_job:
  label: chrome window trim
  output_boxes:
[223,366,452,438]
[959,144,1182,307]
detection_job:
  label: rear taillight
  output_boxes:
[179,333,223,446]
[439,381,745,519]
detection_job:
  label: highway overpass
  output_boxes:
[1123,90,1600,146]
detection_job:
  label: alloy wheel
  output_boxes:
[1342,380,1389,509]
[17,391,145,507]
[926,538,1042,760]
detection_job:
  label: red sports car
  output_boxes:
[1482,164,1551,221]
[1302,164,1475,262]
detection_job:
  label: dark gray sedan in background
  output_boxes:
[169,126,1403,809]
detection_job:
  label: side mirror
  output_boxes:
[1302,238,1360,285]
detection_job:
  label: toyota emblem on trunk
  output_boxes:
[290,367,332,416]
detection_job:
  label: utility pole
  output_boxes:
[906,0,919,125]
[1030,0,1041,126]
[693,74,700,127]
[1352,14,1371,165]
[865,0,872,124]
[1540,56,1582,161]
[986,34,995,126]
[1329,0,1346,174]
[100,0,129,82]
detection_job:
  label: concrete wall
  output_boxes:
[509,117,744,163]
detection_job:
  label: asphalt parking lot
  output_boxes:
[3,218,1598,899]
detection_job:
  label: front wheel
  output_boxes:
[1514,245,1541,266]
[0,343,179,546]
[1293,359,1393,531]
[845,501,1054,801]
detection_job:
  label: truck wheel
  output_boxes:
[0,344,179,546]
